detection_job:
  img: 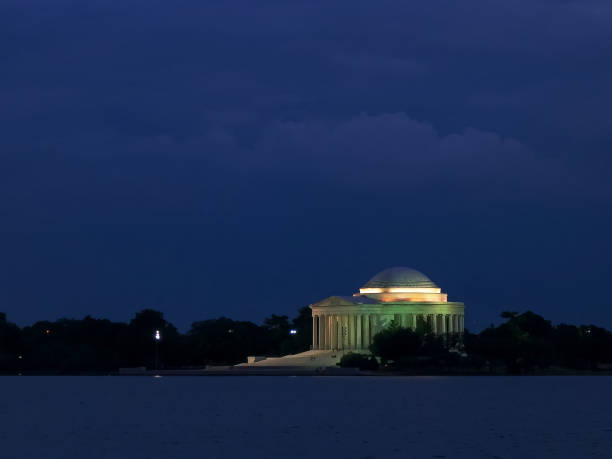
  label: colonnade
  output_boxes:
[311,313,465,351]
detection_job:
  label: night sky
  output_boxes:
[1,1,611,331]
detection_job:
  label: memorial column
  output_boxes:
[342,315,349,350]
[348,314,354,350]
[331,316,338,350]
[370,316,377,342]
[356,314,362,349]
[318,315,326,350]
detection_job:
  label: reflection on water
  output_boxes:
[1,376,611,459]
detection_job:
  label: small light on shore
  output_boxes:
[154,330,161,341]
[289,329,297,335]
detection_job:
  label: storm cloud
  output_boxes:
[1,0,611,330]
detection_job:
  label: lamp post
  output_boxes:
[154,329,161,371]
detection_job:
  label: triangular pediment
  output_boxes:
[311,296,357,308]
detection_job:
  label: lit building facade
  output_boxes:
[310,267,465,351]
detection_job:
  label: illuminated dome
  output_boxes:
[362,267,438,289]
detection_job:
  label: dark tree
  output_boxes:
[290,306,314,352]
[370,324,422,364]
[467,311,556,372]
[19,317,127,372]
[185,317,271,365]
[0,313,21,372]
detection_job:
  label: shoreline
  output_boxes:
[3,368,612,377]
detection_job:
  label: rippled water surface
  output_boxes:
[1,376,611,459]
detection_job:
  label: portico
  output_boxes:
[310,267,465,351]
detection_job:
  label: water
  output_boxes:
[1,376,611,458]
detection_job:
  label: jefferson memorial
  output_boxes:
[310,267,465,351]
[240,266,465,368]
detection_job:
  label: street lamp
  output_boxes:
[154,330,161,371]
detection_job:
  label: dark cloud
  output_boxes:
[257,114,543,187]
[0,0,611,330]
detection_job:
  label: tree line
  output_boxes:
[2,309,612,374]
[0,308,312,373]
